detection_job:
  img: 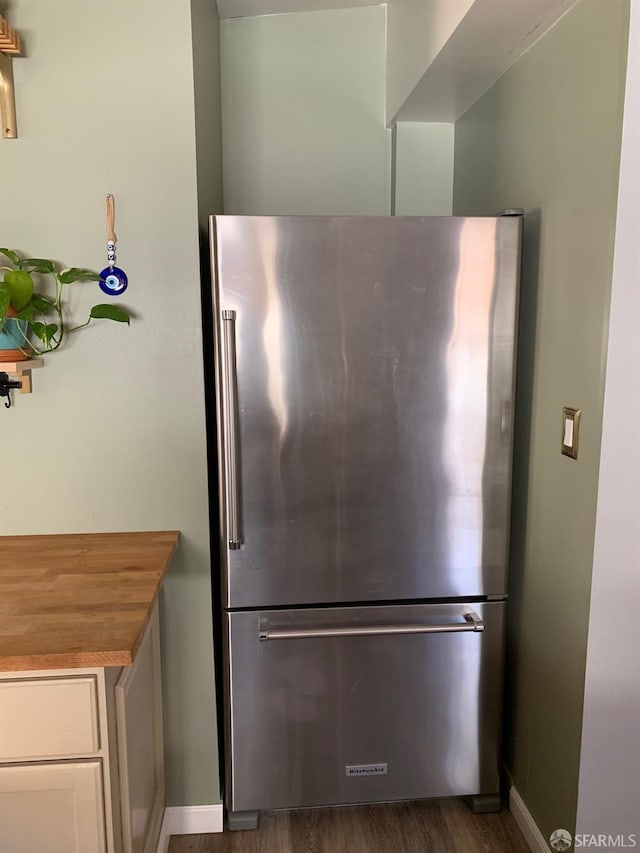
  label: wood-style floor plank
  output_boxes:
[439,798,530,853]
[167,800,529,853]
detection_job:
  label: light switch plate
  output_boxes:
[562,407,581,459]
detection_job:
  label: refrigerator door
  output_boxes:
[211,215,521,608]
[224,601,505,812]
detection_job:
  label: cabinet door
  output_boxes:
[116,606,164,853]
[0,760,106,853]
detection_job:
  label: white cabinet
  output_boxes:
[0,605,164,853]
[116,606,165,853]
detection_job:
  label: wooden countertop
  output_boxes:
[0,531,179,672]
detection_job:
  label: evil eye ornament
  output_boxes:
[99,265,129,295]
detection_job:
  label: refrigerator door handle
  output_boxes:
[501,400,511,440]
[222,309,243,549]
[258,611,484,641]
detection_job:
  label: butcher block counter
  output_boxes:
[0,530,179,672]
[0,530,180,853]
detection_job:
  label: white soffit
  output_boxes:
[395,0,581,122]
[217,0,380,18]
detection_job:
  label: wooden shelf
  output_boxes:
[0,358,44,394]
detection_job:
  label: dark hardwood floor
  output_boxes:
[168,799,530,852]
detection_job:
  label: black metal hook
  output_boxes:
[0,372,23,409]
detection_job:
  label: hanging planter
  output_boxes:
[0,248,130,361]
[0,305,32,362]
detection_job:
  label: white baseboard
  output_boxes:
[509,786,550,853]
[156,804,224,852]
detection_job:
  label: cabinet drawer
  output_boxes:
[0,760,106,853]
[0,676,99,761]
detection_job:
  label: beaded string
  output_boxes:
[99,194,128,295]
[106,194,117,269]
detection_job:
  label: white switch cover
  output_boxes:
[563,418,574,446]
[562,407,581,459]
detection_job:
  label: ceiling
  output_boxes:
[215,0,582,123]
[216,0,379,18]
[395,0,581,121]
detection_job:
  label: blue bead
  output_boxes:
[99,266,128,295]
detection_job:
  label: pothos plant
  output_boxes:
[0,247,130,357]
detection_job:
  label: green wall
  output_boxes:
[453,0,629,839]
[0,0,222,807]
[220,6,391,215]
[393,122,454,214]
[192,0,224,231]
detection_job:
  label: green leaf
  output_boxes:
[0,282,10,319]
[30,322,47,343]
[18,258,55,274]
[58,268,102,284]
[31,293,56,313]
[31,322,58,344]
[44,323,58,343]
[4,269,34,312]
[0,248,20,265]
[15,303,37,321]
[90,304,130,324]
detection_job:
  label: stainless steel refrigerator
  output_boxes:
[209,213,522,830]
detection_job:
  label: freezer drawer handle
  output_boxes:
[258,611,484,641]
[222,309,243,549]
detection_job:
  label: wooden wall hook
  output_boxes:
[0,16,22,139]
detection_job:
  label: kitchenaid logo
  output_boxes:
[345,763,388,777]
[550,829,638,849]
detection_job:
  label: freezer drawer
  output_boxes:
[225,601,506,813]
